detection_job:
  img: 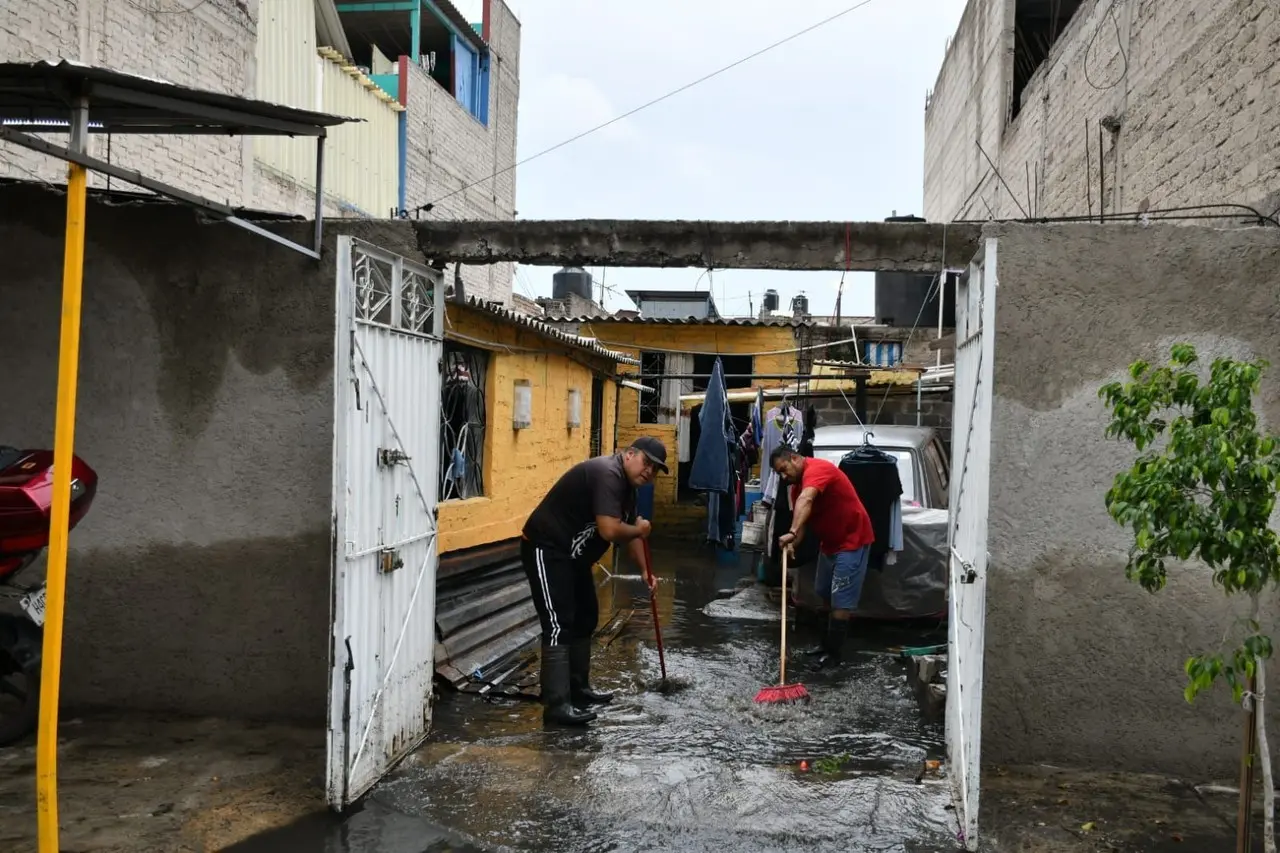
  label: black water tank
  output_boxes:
[791,293,810,316]
[552,266,593,300]
[762,289,780,312]
[874,215,957,327]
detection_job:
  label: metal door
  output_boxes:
[328,236,444,809]
[946,238,996,850]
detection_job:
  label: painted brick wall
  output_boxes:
[405,0,520,306]
[0,0,256,206]
[924,0,1280,223]
[436,303,617,553]
[561,321,804,527]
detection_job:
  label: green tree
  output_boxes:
[1100,343,1279,853]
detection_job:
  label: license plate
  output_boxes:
[20,586,46,628]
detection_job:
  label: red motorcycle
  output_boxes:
[0,447,98,745]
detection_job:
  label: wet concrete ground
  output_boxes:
[0,546,1270,851]
[372,546,958,853]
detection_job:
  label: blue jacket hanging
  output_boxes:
[688,357,732,493]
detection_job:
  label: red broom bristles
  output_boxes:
[754,682,810,704]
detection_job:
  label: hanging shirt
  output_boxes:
[760,404,800,503]
[689,358,733,494]
[838,451,905,569]
[789,457,874,556]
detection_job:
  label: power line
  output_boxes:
[417,0,884,210]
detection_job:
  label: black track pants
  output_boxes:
[521,539,599,647]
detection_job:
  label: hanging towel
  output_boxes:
[688,358,732,493]
[678,411,693,462]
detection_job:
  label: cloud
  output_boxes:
[520,72,636,153]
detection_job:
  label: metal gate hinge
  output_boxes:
[379,548,404,574]
[378,447,411,467]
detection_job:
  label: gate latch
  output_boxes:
[378,447,411,468]
[950,547,978,584]
[379,548,404,574]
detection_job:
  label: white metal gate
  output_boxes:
[328,236,444,809]
[946,238,996,850]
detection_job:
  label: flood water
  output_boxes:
[367,545,957,853]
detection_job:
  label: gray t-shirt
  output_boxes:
[522,454,637,563]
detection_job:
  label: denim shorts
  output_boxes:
[815,545,871,611]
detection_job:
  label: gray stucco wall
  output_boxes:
[0,183,424,720]
[985,221,1280,776]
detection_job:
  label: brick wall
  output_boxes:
[436,302,617,553]
[405,0,520,306]
[1,0,521,238]
[0,0,256,205]
[924,0,1280,223]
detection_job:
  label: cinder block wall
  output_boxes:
[404,0,521,306]
[0,0,255,205]
[985,221,1280,777]
[925,0,1280,222]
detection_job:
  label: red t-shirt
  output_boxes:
[789,457,875,555]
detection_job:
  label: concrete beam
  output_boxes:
[412,219,981,272]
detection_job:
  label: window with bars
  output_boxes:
[638,351,665,424]
[440,343,489,501]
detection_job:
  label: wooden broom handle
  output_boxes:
[780,548,789,686]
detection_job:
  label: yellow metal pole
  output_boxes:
[36,99,90,853]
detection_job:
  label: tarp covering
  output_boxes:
[790,507,949,620]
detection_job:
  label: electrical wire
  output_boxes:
[1083,0,1130,92]
[414,0,884,210]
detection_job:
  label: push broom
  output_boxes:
[754,548,810,704]
[641,539,669,689]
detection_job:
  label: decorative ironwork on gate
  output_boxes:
[351,240,438,335]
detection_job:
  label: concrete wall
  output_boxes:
[985,221,1280,776]
[405,0,520,305]
[924,0,1280,222]
[0,182,428,720]
[436,304,618,553]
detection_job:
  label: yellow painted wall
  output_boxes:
[570,321,801,531]
[438,305,619,553]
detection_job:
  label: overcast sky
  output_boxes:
[454,0,968,317]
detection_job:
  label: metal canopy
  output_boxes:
[0,60,361,259]
[0,60,352,135]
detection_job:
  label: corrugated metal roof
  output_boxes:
[0,60,356,135]
[555,315,814,327]
[455,297,641,365]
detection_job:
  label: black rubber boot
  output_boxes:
[541,645,597,726]
[569,639,613,707]
[815,617,851,669]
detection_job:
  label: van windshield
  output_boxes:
[811,447,918,506]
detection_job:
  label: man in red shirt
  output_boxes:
[770,446,874,666]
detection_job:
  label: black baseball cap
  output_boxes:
[628,436,669,474]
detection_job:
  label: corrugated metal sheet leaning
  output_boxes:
[434,539,542,697]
